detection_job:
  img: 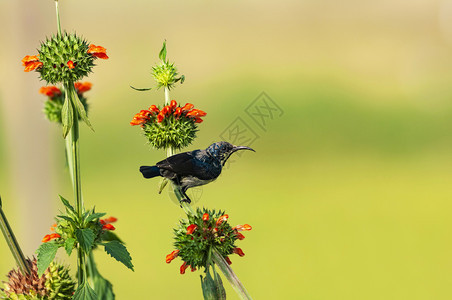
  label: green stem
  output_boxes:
[55,0,62,36]
[64,83,86,285]
[212,249,252,300]
[0,197,31,275]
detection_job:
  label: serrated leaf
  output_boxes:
[104,240,134,271]
[59,195,75,213]
[180,75,185,84]
[130,85,152,91]
[76,228,95,252]
[73,282,97,300]
[65,237,76,256]
[72,89,94,132]
[85,212,106,224]
[61,93,73,138]
[159,40,167,61]
[36,242,59,277]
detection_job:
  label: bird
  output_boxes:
[139,141,255,203]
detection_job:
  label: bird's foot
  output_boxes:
[179,198,191,207]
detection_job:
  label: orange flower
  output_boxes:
[170,100,177,110]
[166,250,180,263]
[224,256,232,265]
[100,216,118,225]
[202,213,209,221]
[194,117,203,123]
[180,262,189,274]
[102,224,115,231]
[186,224,198,235]
[215,214,229,227]
[161,105,171,115]
[174,107,182,118]
[233,224,252,232]
[104,216,118,223]
[186,109,207,118]
[87,44,109,59]
[130,119,147,126]
[148,105,159,114]
[39,86,62,99]
[42,233,61,243]
[22,55,43,72]
[67,60,75,69]
[235,232,245,240]
[74,82,92,94]
[232,247,245,257]
[157,112,165,123]
[181,103,194,113]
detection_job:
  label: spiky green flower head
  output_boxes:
[32,32,108,84]
[166,208,252,273]
[39,82,91,123]
[130,100,206,150]
[152,40,185,90]
[0,258,75,300]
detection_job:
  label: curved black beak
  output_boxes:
[231,146,256,153]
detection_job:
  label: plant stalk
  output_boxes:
[212,249,252,300]
[0,197,31,275]
[55,0,62,36]
[64,83,86,285]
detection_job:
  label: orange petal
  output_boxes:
[22,55,39,66]
[102,224,115,230]
[166,250,180,263]
[74,82,92,94]
[24,61,43,72]
[87,44,109,59]
[186,224,197,235]
[67,60,75,69]
[233,224,252,231]
[232,247,245,257]
[39,86,61,98]
[216,214,229,227]
[180,262,189,274]
[202,213,209,221]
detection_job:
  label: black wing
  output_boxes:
[156,152,198,176]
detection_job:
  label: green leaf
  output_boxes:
[130,85,152,91]
[158,178,169,194]
[72,89,94,132]
[85,212,106,224]
[101,231,123,243]
[59,195,75,213]
[73,282,97,300]
[61,93,73,138]
[75,228,95,253]
[64,237,76,256]
[159,40,167,61]
[93,273,115,300]
[104,240,134,271]
[36,242,59,277]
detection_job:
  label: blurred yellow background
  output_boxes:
[1,0,452,299]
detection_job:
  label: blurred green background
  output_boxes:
[1,0,452,299]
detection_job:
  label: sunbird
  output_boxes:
[140,141,255,203]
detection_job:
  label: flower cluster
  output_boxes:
[130,100,206,149]
[39,82,92,123]
[0,258,75,300]
[41,215,117,248]
[166,208,251,274]
[22,32,108,84]
[35,196,133,276]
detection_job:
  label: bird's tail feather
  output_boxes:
[139,166,161,178]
